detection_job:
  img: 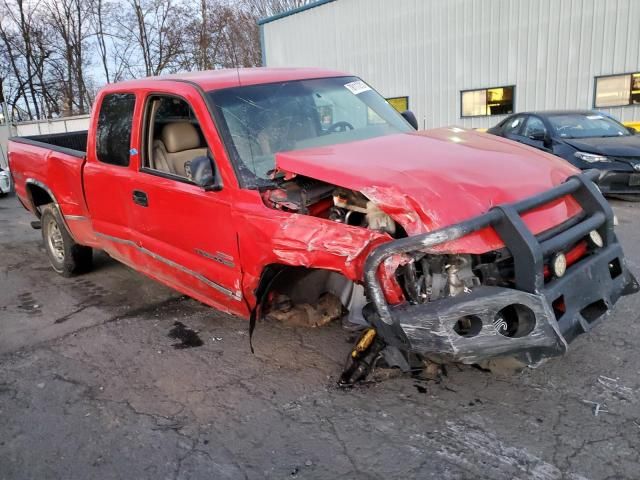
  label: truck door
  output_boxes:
[127,87,245,315]
[83,91,141,265]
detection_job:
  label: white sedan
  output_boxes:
[0,167,11,196]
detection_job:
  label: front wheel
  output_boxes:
[41,204,93,277]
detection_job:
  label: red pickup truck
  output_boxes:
[9,68,638,382]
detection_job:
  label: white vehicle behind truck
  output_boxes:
[0,167,11,196]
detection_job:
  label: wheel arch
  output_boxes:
[253,263,356,314]
[25,179,77,241]
[25,179,56,217]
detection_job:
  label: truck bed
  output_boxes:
[8,130,90,233]
[11,131,87,158]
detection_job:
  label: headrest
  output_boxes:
[161,123,201,153]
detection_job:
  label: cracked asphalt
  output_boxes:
[2,193,640,480]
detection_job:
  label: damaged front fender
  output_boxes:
[233,193,398,310]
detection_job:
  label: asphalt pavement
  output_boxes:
[1,193,640,479]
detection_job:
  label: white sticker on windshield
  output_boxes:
[587,115,604,120]
[344,80,371,95]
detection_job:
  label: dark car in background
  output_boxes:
[488,111,640,200]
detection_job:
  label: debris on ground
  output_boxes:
[596,375,634,400]
[267,293,343,328]
[167,321,203,349]
[421,359,445,380]
[414,384,428,394]
[476,357,528,376]
[582,400,609,416]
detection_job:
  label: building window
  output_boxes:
[386,96,409,112]
[594,73,640,108]
[461,86,515,117]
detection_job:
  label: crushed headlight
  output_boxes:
[574,151,610,163]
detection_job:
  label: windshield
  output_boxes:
[208,76,413,187]
[548,113,631,139]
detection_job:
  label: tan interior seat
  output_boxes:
[151,139,172,173]
[153,122,207,177]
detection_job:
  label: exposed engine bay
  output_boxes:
[262,175,400,237]
[261,175,506,308]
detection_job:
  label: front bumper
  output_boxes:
[595,170,640,195]
[363,170,638,366]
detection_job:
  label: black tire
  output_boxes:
[608,194,640,202]
[41,204,93,277]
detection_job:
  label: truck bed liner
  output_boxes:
[11,131,87,158]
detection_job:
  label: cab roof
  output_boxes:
[101,67,350,93]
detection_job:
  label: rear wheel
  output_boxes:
[41,204,93,277]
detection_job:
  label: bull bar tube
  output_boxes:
[363,170,638,365]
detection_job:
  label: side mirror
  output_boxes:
[529,131,546,142]
[628,126,637,135]
[401,110,418,130]
[185,156,221,191]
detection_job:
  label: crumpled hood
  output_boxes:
[563,134,640,157]
[276,128,582,253]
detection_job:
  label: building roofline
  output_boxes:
[257,0,336,25]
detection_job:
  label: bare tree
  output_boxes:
[0,0,57,119]
[0,0,43,118]
[90,0,111,83]
[44,0,93,115]
[117,0,186,77]
[0,0,266,122]
[222,8,261,68]
[244,0,313,18]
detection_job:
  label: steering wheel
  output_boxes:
[327,121,355,133]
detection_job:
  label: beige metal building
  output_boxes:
[260,0,640,130]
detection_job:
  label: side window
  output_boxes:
[96,93,136,166]
[522,116,547,138]
[461,86,515,117]
[594,72,640,107]
[502,116,525,135]
[143,95,209,179]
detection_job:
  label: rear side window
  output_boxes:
[96,93,136,166]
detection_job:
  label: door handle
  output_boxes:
[132,190,148,207]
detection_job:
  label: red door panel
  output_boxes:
[83,91,140,264]
[130,173,245,315]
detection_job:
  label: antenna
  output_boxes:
[227,28,241,86]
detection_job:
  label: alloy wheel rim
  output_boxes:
[47,219,65,262]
